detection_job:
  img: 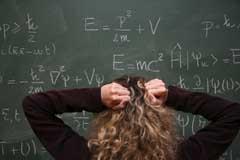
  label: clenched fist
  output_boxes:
[145,79,168,106]
[101,82,130,110]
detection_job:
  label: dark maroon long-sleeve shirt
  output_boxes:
[22,86,240,160]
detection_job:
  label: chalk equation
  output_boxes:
[0,134,238,160]
[176,113,239,160]
[0,107,22,125]
[56,111,92,131]
[176,74,240,94]
[83,10,161,43]
[201,14,240,38]
[112,43,240,72]
[0,139,49,158]
[0,66,105,93]
[0,42,56,56]
[0,107,91,134]
[0,14,39,43]
[176,113,207,136]
[0,13,57,57]
[83,11,240,42]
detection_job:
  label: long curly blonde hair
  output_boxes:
[87,75,180,160]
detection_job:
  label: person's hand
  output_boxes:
[145,79,168,106]
[101,82,130,110]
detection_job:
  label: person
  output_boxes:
[87,76,179,160]
[22,75,240,160]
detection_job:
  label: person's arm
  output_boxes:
[22,82,130,160]
[165,85,240,160]
[22,87,106,160]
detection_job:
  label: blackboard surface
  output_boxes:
[0,0,239,159]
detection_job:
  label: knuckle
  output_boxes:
[112,95,117,101]
[111,87,116,94]
[164,88,168,93]
[111,83,115,87]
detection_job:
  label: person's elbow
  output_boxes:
[22,93,42,114]
[22,95,34,115]
[236,103,240,124]
[230,102,240,128]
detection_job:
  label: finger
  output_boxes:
[148,88,167,96]
[112,82,128,90]
[112,96,130,109]
[145,80,153,87]
[112,101,127,110]
[147,93,163,106]
[148,87,167,94]
[121,96,131,103]
[146,83,165,90]
[145,80,165,89]
[111,83,129,93]
[112,86,128,92]
[119,99,129,108]
[146,79,163,85]
[149,94,157,104]
[115,89,130,96]
[146,79,165,86]
[147,93,155,101]
[111,88,129,96]
[112,95,130,103]
[146,81,166,90]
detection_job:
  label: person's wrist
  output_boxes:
[100,85,108,108]
[163,87,168,105]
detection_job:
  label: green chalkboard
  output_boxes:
[0,0,240,159]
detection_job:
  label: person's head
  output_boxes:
[87,75,179,160]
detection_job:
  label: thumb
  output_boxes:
[112,97,130,110]
[119,97,130,108]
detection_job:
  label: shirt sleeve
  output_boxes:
[165,85,240,160]
[22,87,107,160]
